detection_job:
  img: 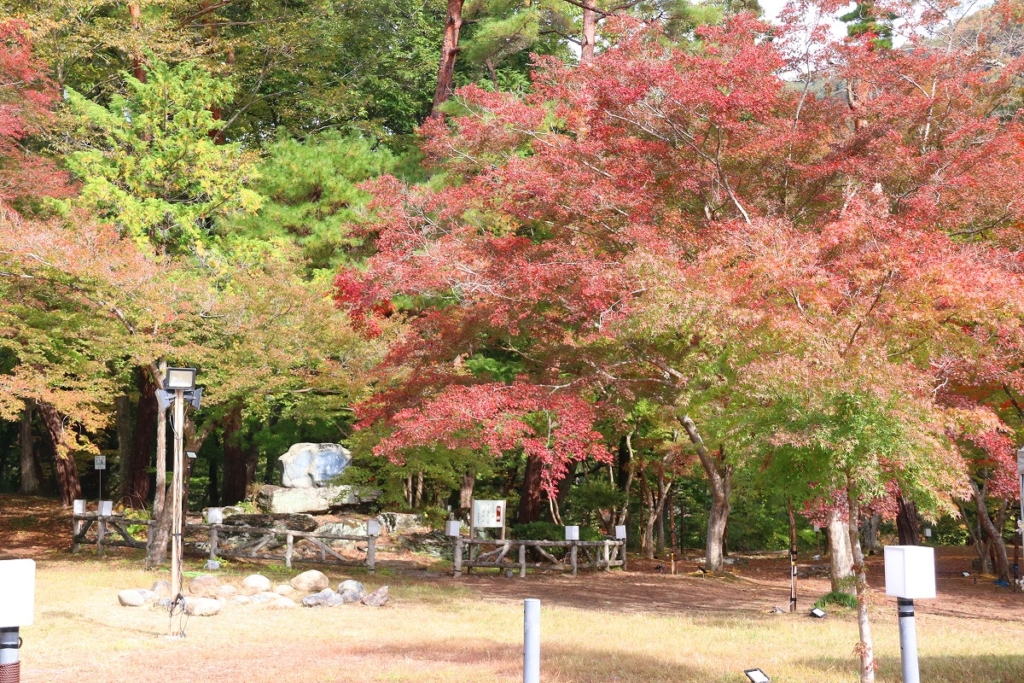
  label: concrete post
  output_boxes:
[897,598,921,683]
[523,599,540,683]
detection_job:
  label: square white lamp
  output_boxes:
[367,520,380,537]
[164,367,197,390]
[98,500,113,516]
[73,499,86,515]
[565,526,579,541]
[614,525,627,540]
[207,508,223,525]
[884,546,936,599]
[923,528,932,538]
[0,559,36,627]
[744,668,770,683]
[445,520,461,537]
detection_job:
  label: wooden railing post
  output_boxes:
[570,542,578,577]
[285,532,293,569]
[454,536,464,577]
[210,525,219,562]
[519,543,527,578]
[602,541,610,571]
[367,533,376,572]
[97,515,107,558]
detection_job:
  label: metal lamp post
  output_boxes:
[0,559,36,683]
[884,545,937,683]
[156,367,201,637]
[1017,447,1024,542]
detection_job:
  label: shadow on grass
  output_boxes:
[347,638,712,682]
[799,654,1024,683]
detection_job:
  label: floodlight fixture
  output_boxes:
[810,607,826,618]
[186,451,197,460]
[164,367,197,391]
[744,668,771,683]
[962,571,970,578]
[188,387,202,410]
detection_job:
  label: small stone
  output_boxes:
[184,597,222,617]
[151,580,172,598]
[302,589,340,607]
[274,584,295,596]
[338,579,365,603]
[290,570,329,592]
[230,595,251,606]
[204,560,221,571]
[189,574,222,598]
[118,590,146,607]
[361,585,389,607]
[153,597,172,610]
[242,574,272,594]
[250,591,279,604]
[267,596,297,609]
[216,585,238,599]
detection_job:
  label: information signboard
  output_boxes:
[471,500,506,529]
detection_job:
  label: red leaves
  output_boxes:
[0,20,71,209]
[371,382,611,496]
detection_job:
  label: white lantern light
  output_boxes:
[207,508,223,525]
[98,500,113,516]
[884,546,936,600]
[564,526,579,541]
[367,520,381,537]
[73,499,86,515]
[164,367,197,390]
[445,520,461,537]
[614,525,627,540]
[0,560,36,627]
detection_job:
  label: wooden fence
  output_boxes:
[71,515,378,571]
[453,538,626,577]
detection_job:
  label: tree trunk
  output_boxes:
[221,405,248,506]
[35,401,81,506]
[518,452,543,523]
[861,513,881,554]
[972,481,1010,581]
[415,470,425,508]
[827,507,855,594]
[115,395,133,497]
[147,415,213,567]
[430,0,465,117]
[123,368,158,508]
[207,452,219,506]
[679,416,730,573]
[18,403,41,494]
[581,0,597,64]
[896,495,920,545]
[459,470,475,512]
[846,484,876,683]
[669,488,678,554]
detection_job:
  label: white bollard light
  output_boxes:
[564,526,579,542]
[614,525,627,540]
[367,519,380,537]
[523,599,540,683]
[207,508,223,525]
[98,500,113,517]
[445,520,461,537]
[0,559,36,683]
[73,499,86,515]
[885,546,936,683]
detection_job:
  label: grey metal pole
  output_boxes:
[897,598,920,683]
[523,599,540,683]
[0,627,20,682]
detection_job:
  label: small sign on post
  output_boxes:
[94,456,106,470]
[472,500,506,528]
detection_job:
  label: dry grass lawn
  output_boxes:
[3,496,1022,683]
[11,555,1024,683]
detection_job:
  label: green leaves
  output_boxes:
[64,59,262,253]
